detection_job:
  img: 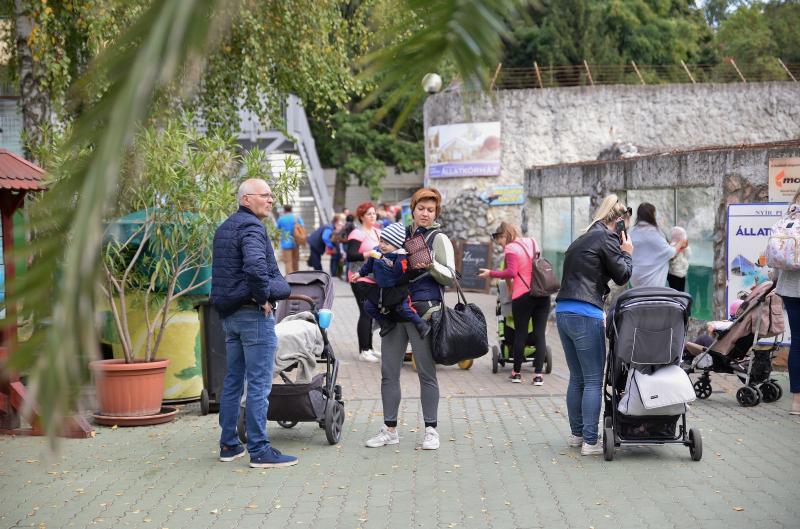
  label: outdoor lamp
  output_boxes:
[422,73,442,94]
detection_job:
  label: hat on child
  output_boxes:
[380,222,406,250]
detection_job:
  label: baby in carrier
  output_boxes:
[355,222,431,339]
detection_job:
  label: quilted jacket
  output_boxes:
[210,206,291,318]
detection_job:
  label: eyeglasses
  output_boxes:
[245,193,273,199]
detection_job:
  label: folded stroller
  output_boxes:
[603,287,701,461]
[237,270,344,445]
[683,281,784,407]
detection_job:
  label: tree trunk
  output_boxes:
[14,0,51,163]
[333,169,348,211]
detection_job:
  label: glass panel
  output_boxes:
[627,189,676,231]
[572,196,591,240]
[542,197,572,280]
[676,186,718,321]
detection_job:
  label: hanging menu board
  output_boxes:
[456,241,493,293]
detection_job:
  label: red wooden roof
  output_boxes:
[0,149,45,191]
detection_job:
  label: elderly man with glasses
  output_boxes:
[210,178,298,468]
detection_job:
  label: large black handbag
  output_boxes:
[429,278,489,365]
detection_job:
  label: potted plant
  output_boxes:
[90,119,240,422]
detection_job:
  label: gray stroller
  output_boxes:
[236,270,344,445]
[603,287,702,461]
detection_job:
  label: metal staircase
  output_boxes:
[236,95,333,226]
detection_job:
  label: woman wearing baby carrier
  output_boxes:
[478,222,550,385]
[365,188,456,451]
[556,194,633,455]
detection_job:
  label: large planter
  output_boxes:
[89,358,170,417]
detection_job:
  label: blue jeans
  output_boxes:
[782,296,800,393]
[556,312,606,445]
[218,306,277,457]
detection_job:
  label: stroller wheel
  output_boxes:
[759,380,782,403]
[736,386,761,407]
[491,345,500,374]
[603,427,615,461]
[200,389,210,416]
[277,420,298,429]
[324,400,345,445]
[689,428,702,461]
[544,345,553,374]
[237,406,247,445]
[693,379,712,400]
[604,415,612,430]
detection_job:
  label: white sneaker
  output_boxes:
[422,426,440,450]
[369,349,382,358]
[581,441,603,456]
[365,425,399,447]
[359,350,380,363]
[567,434,583,447]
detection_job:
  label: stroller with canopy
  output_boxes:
[683,281,784,407]
[236,270,344,445]
[603,287,701,461]
[490,281,553,374]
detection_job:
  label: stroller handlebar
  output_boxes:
[283,294,317,311]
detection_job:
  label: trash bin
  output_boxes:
[197,300,227,415]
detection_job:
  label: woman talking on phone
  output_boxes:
[555,195,633,456]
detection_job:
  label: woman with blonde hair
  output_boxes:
[555,194,633,455]
[478,221,550,385]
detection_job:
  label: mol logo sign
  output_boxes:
[769,158,800,202]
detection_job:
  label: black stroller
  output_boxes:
[603,287,702,461]
[236,271,344,445]
[683,281,784,407]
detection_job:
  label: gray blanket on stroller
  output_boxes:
[274,311,324,384]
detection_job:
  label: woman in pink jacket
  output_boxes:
[479,222,550,385]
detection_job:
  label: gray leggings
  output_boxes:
[380,321,439,425]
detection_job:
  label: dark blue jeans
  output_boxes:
[782,296,800,393]
[218,306,277,457]
[556,312,606,445]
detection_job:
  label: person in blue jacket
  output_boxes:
[210,179,296,469]
[307,214,344,272]
[276,205,303,274]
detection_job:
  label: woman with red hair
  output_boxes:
[346,202,382,362]
[364,188,456,451]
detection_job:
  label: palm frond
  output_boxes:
[358,0,531,131]
[6,0,237,445]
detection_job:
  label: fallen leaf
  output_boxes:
[734,507,744,512]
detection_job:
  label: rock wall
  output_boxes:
[424,82,800,221]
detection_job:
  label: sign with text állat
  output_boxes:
[455,241,493,293]
[769,158,800,203]
[726,203,790,345]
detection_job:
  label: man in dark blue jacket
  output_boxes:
[210,178,296,468]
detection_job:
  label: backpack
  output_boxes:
[766,208,800,270]
[293,216,308,246]
[513,238,560,297]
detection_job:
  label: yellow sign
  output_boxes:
[769,158,800,203]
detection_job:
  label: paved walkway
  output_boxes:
[1,277,798,529]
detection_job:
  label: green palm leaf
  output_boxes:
[7,0,236,444]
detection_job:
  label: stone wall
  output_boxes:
[423,82,800,223]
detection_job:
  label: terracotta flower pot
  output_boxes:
[89,358,170,417]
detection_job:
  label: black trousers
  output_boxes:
[667,273,686,292]
[510,294,551,373]
[308,248,323,271]
[351,282,374,352]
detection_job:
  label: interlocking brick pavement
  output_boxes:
[1,276,798,529]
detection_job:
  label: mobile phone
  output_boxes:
[615,219,626,238]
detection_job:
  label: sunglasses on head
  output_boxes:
[491,232,503,240]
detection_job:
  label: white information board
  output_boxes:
[726,203,789,344]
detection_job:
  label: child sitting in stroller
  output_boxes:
[351,222,431,339]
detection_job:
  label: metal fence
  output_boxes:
[494,61,799,90]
